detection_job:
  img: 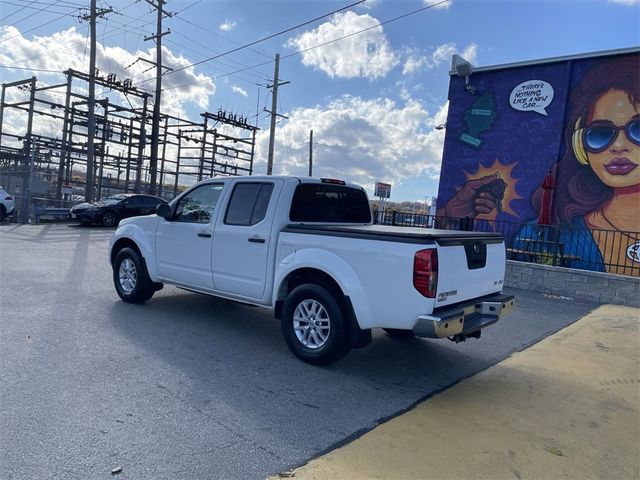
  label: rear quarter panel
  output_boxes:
[276,232,437,330]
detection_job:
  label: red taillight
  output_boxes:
[413,249,438,298]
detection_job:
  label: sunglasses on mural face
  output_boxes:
[582,118,640,153]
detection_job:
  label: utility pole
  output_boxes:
[265,54,290,175]
[144,0,171,194]
[308,129,313,177]
[83,0,112,202]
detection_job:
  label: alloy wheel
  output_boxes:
[118,258,137,293]
[293,299,331,349]
[103,212,117,227]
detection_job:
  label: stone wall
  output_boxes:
[505,260,640,308]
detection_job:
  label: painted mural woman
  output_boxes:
[526,55,640,275]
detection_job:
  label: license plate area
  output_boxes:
[463,242,487,269]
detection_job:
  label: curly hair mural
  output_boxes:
[555,56,639,226]
[436,50,639,275]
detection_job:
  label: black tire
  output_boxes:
[281,283,351,365]
[383,328,415,338]
[113,247,156,303]
[101,210,118,227]
[0,206,5,222]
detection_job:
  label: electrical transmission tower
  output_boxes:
[144,0,172,195]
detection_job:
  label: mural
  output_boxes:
[436,51,639,275]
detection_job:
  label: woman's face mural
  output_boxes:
[436,52,640,274]
[585,88,640,189]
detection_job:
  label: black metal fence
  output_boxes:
[373,210,640,277]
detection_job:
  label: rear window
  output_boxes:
[289,184,371,223]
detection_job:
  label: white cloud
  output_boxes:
[0,26,216,120]
[232,85,248,97]
[460,43,478,65]
[608,0,639,4]
[360,0,381,9]
[402,54,427,75]
[424,0,453,9]
[401,42,478,75]
[286,11,398,79]
[431,42,457,68]
[219,20,237,31]
[253,95,447,193]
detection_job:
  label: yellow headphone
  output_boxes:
[571,116,590,165]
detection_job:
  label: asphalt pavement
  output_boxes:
[0,223,598,479]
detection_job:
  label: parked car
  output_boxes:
[70,193,167,227]
[0,187,15,222]
[109,176,514,365]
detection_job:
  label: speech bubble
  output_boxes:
[509,80,554,116]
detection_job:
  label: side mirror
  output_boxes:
[156,203,171,219]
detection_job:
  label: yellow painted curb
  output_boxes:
[278,305,640,480]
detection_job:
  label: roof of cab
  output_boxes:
[200,175,364,190]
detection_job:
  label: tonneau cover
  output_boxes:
[283,224,503,245]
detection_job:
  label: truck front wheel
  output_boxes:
[282,283,351,365]
[113,247,156,303]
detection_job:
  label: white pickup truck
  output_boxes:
[109,176,514,365]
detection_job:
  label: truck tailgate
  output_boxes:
[434,234,506,307]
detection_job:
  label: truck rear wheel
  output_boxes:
[113,247,156,303]
[281,283,351,365]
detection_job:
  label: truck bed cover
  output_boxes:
[283,224,503,245]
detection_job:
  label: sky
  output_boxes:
[0,0,639,202]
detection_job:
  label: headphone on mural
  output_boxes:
[571,116,590,166]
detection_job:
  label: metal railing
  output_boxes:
[373,210,640,277]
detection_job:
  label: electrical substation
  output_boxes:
[0,68,259,222]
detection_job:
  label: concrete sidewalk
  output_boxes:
[279,305,640,480]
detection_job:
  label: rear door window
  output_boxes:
[289,184,371,223]
[224,183,275,226]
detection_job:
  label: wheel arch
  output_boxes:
[110,229,159,281]
[275,266,371,349]
[110,237,143,266]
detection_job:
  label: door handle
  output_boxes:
[197,232,212,238]
[248,236,265,243]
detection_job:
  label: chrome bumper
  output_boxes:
[413,293,515,339]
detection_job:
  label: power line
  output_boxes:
[0,9,83,44]
[171,14,272,61]
[4,0,85,7]
[0,64,63,72]
[168,29,270,82]
[164,37,266,87]
[134,0,366,87]
[0,0,82,17]
[172,0,200,16]
[0,0,78,35]
[160,0,450,92]
[281,0,451,61]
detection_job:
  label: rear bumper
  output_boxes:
[413,293,515,339]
